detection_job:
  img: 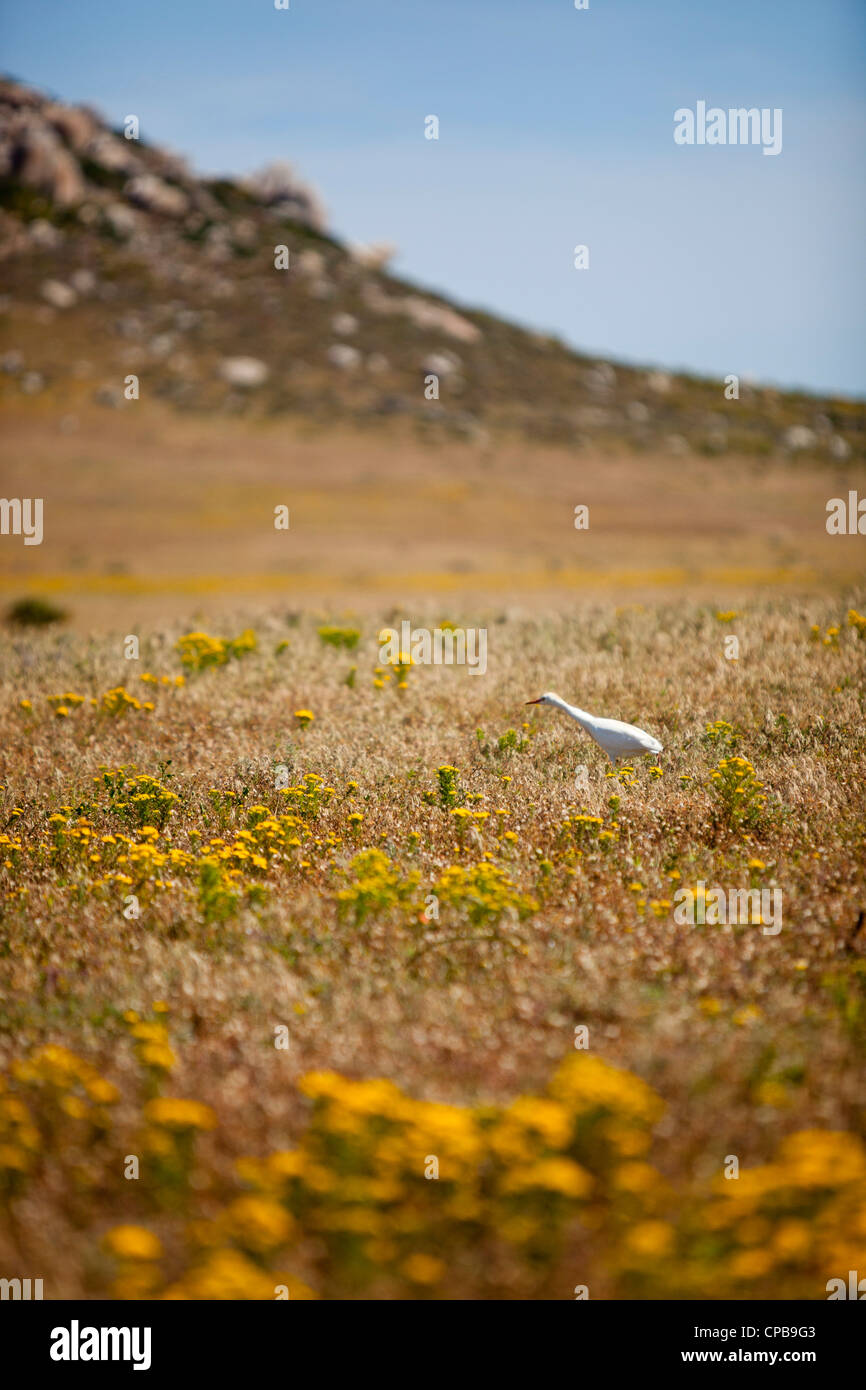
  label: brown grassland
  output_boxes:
[1,438,865,1296]
[1,401,865,620]
[2,71,865,1306]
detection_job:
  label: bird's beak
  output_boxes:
[525,698,542,705]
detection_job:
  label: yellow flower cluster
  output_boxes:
[228,1053,664,1293]
[709,756,767,828]
[0,766,363,924]
[0,1045,118,1197]
[449,806,490,838]
[145,1097,217,1133]
[46,692,86,716]
[703,718,739,750]
[626,1129,866,1298]
[162,1250,317,1302]
[278,772,332,816]
[336,849,421,926]
[125,1008,176,1079]
[19,679,182,722]
[102,770,178,828]
[433,861,538,928]
[561,813,619,855]
[3,1033,863,1300]
[175,629,257,672]
[847,608,866,637]
[99,686,154,717]
[140,672,185,687]
[434,765,460,809]
[104,1224,163,1261]
[41,687,151,718]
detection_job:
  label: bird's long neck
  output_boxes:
[549,695,595,729]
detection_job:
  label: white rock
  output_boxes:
[348,241,397,270]
[327,344,361,371]
[45,103,100,155]
[69,268,97,295]
[401,295,481,343]
[29,219,62,249]
[647,370,673,395]
[829,435,851,460]
[422,350,461,378]
[86,133,138,175]
[125,173,189,218]
[295,249,326,277]
[104,202,139,237]
[149,334,174,358]
[242,160,327,231]
[40,279,76,309]
[584,363,616,394]
[782,425,816,452]
[218,356,269,388]
[231,217,257,249]
[331,312,358,336]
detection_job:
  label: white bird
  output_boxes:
[525,692,663,764]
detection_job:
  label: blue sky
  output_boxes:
[4,0,865,395]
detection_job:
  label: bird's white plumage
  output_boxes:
[526,691,662,763]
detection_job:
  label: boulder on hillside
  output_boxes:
[0,111,84,206]
[125,174,189,218]
[242,160,327,232]
[218,356,269,388]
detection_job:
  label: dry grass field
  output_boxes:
[1,586,865,1299]
[2,74,865,1305]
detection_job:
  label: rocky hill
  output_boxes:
[1,75,863,460]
